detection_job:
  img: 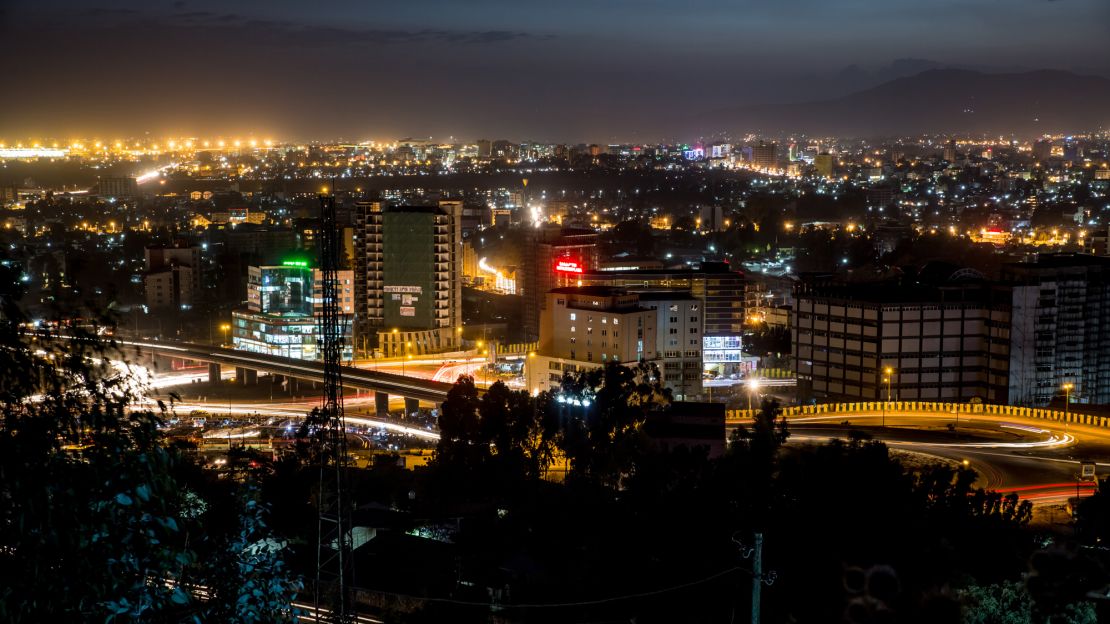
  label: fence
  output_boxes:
[725,401,1110,428]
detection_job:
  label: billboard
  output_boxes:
[555,259,584,274]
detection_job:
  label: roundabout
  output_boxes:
[727,404,1110,506]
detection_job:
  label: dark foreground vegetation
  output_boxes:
[3,265,1110,623]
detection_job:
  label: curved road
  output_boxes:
[147,364,1105,506]
[781,411,1109,505]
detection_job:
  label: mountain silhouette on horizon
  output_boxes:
[696,68,1110,137]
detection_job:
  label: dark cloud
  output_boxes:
[78,7,140,17]
[0,0,1105,142]
[101,12,547,47]
[174,11,214,19]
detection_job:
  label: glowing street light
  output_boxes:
[1063,382,1074,426]
[220,323,231,346]
[746,376,760,412]
[882,366,895,428]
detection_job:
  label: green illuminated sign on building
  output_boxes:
[282,260,309,268]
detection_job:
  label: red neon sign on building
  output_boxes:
[555,259,584,274]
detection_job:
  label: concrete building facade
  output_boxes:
[354,201,463,357]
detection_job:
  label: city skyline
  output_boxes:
[6,3,1110,622]
[2,0,1109,141]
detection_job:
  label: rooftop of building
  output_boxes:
[629,288,699,301]
[1005,252,1110,272]
[549,285,630,297]
[581,261,743,279]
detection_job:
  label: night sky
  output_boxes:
[2,0,1108,142]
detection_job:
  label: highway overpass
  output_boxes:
[118,339,454,415]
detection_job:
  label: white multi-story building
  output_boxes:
[636,290,703,400]
[526,287,657,395]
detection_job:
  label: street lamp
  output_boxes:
[882,367,894,429]
[747,377,760,413]
[481,349,489,386]
[1063,382,1074,426]
[220,323,231,347]
[473,341,485,379]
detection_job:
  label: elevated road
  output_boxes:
[118,339,454,405]
[729,405,1110,506]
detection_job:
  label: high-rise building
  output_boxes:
[793,277,1012,402]
[814,153,835,178]
[526,286,657,395]
[143,245,201,310]
[792,256,1110,407]
[520,226,600,341]
[751,141,777,170]
[1002,254,1110,406]
[942,140,957,163]
[353,201,463,357]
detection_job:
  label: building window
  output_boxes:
[570,326,576,332]
[587,352,593,361]
[570,313,576,320]
[613,319,619,325]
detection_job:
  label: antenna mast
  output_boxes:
[312,192,352,622]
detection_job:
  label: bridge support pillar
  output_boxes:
[375,391,389,417]
[404,397,420,416]
[150,354,173,374]
[243,369,258,385]
[208,363,221,384]
[235,367,248,385]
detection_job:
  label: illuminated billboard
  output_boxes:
[555,259,584,274]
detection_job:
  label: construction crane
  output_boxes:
[310,193,353,622]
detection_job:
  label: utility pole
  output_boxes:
[750,532,763,624]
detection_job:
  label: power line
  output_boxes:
[348,566,748,610]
